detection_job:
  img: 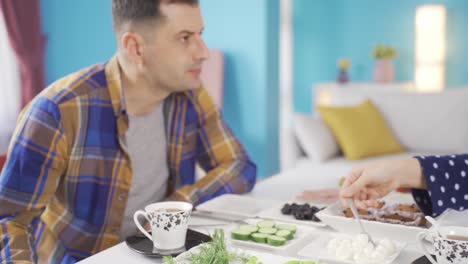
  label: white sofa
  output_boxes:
[255,83,468,200]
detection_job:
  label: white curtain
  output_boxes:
[279,0,299,171]
[0,12,20,154]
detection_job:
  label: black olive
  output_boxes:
[303,210,313,220]
[281,204,292,215]
[310,206,319,213]
[295,211,305,220]
[290,203,299,210]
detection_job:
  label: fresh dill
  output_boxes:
[162,229,262,264]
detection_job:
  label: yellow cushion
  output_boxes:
[317,99,403,160]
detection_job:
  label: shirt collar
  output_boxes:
[105,55,127,117]
[105,55,129,138]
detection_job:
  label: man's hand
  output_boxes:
[144,222,151,232]
[340,158,425,208]
[136,221,152,236]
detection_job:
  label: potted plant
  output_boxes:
[372,44,397,83]
[337,58,350,84]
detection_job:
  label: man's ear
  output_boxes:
[121,32,145,64]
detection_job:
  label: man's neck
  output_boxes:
[118,58,170,116]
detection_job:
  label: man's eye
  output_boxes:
[181,36,190,43]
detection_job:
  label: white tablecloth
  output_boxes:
[78,168,427,264]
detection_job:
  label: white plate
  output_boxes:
[195,194,280,218]
[315,194,429,241]
[175,244,318,263]
[257,204,327,228]
[297,233,406,264]
[436,208,468,227]
[229,218,312,252]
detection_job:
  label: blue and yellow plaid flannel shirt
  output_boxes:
[0,56,256,263]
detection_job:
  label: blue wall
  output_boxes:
[40,0,116,84]
[293,0,468,113]
[40,0,280,177]
[200,0,279,178]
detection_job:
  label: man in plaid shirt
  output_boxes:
[0,0,256,263]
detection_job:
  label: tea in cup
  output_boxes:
[133,201,193,250]
[417,226,468,264]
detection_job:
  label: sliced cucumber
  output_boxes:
[258,227,277,235]
[276,229,293,240]
[257,220,275,229]
[267,235,286,246]
[251,232,269,243]
[231,229,252,241]
[239,224,258,233]
[277,224,297,235]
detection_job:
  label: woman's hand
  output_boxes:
[340,158,425,208]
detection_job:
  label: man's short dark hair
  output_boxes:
[112,0,199,33]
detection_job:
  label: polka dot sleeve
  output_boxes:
[412,154,468,217]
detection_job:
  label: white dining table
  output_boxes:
[78,167,429,264]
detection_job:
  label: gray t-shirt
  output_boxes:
[119,103,168,241]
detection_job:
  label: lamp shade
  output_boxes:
[415,5,446,92]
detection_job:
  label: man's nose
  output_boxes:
[194,36,209,62]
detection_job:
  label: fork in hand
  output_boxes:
[347,199,377,247]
